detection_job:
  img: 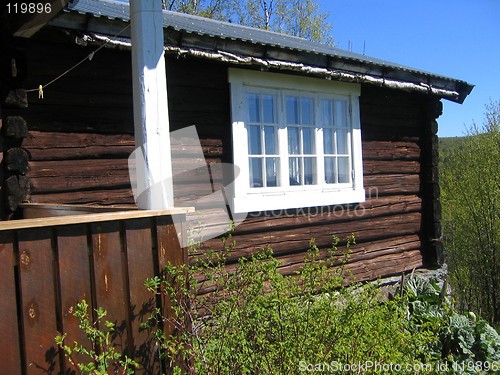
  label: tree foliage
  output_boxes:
[163,0,333,44]
[440,100,500,326]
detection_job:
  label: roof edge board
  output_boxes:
[48,8,472,103]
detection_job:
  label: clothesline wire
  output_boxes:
[26,24,131,94]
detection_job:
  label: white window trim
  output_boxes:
[229,68,365,213]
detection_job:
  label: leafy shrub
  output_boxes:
[440,100,500,325]
[55,300,138,375]
[402,275,500,371]
[145,236,436,374]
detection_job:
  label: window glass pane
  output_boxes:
[304,157,316,185]
[286,96,299,125]
[335,100,348,128]
[248,125,262,155]
[336,129,348,154]
[324,157,336,184]
[263,94,275,123]
[288,127,301,155]
[321,99,333,127]
[249,158,263,187]
[302,127,315,154]
[338,157,350,183]
[247,93,260,122]
[266,157,280,187]
[323,128,334,154]
[301,97,314,125]
[264,126,278,155]
[289,157,302,185]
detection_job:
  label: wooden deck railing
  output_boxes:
[0,207,193,374]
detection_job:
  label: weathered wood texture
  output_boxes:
[18,38,436,283]
[198,84,432,281]
[19,40,228,206]
[0,212,186,374]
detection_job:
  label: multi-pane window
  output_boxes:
[321,98,351,185]
[230,69,364,213]
[246,92,280,188]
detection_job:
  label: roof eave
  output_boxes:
[46,11,473,103]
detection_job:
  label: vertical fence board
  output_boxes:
[91,221,129,354]
[17,227,60,374]
[0,231,22,375]
[156,215,187,371]
[125,218,159,374]
[156,215,185,269]
[56,224,92,372]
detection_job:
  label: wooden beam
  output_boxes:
[0,206,194,231]
[130,0,174,210]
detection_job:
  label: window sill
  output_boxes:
[232,188,365,214]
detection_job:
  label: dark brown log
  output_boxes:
[362,140,420,160]
[235,195,421,234]
[363,174,420,195]
[23,131,135,161]
[4,175,30,211]
[363,159,420,175]
[3,116,28,138]
[23,130,223,161]
[198,212,422,261]
[3,89,27,108]
[5,147,29,173]
[29,188,135,205]
[195,235,423,294]
[28,159,131,193]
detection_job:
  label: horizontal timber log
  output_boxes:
[195,235,422,294]
[198,211,422,261]
[29,188,135,206]
[269,234,421,272]
[23,131,135,160]
[362,140,420,160]
[363,159,420,175]
[24,131,222,161]
[29,159,130,193]
[234,195,422,234]
[343,249,423,282]
[363,174,420,195]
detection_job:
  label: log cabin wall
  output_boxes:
[16,33,439,282]
[198,84,434,282]
[16,34,229,209]
[0,23,31,219]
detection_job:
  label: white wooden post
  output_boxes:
[130,0,174,209]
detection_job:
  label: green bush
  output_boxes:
[55,300,138,375]
[145,237,438,374]
[440,100,500,325]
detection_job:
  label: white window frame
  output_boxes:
[229,68,365,213]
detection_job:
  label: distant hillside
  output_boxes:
[439,136,471,162]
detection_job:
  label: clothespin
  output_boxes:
[38,85,44,99]
[88,52,95,61]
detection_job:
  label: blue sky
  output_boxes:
[318,0,500,137]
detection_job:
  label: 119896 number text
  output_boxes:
[6,3,52,14]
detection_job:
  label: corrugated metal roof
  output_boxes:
[65,0,468,87]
